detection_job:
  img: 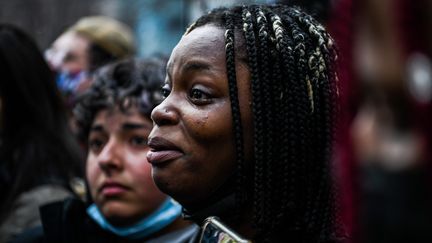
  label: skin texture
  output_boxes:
[149,25,253,209]
[87,107,166,226]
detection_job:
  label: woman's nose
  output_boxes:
[97,139,123,173]
[151,98,179,126]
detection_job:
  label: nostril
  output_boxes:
[152,105,178,126]
[159,118,173,126]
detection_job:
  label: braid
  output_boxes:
[268,14,294,227]
[289,8,339,118]
[241,6,266,232]
[287,7,339,238]
[287,16,315,236]
[289,13,315,234]
[224,11,247,216]
[267,13,291,228]
[252,5,275,234]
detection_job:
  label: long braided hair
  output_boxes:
[187,4,340,242]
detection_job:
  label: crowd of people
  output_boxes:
[0,1,431,242]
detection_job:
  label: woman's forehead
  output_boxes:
[167,25,227,74]
[173,26,225,57]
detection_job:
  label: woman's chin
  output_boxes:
[104,213,142,227]
[152,177,199,208]
[99,203,137,225]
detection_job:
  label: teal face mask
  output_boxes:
[87,197,182,239]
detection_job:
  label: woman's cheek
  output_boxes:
[184,104,232,140]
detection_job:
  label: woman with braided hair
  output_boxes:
[147,4,341,242]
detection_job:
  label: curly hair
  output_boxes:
[186,4,340,242]
[74,57,166,143]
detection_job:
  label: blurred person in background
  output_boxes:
[327,0,432,242]
[14,58,195,243]
[45,16,136,107]
[0,24,84,242]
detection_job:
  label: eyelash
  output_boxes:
[189,88,212,104]
[88,138,105,153]
[130,136,148,147]
[87,135,148,154]
[161,86,171,99]
[160,84,213,105]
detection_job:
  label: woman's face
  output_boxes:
[147,24,253,208]
[87,107,166,226]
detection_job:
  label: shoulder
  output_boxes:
[38,198,120,243]
[10,184,73,227]
[20,185,72,206]
[38,197,86,242]
[0,185,72,242]
[9,226,44,243]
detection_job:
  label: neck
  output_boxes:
[182,192,236,225]
[182,174,238,224]
[183,193,256,240]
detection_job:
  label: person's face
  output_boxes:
[87,107,166,226]
[148,24,253,208]
[46,31,90,74]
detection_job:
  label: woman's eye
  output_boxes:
[130,136,148,147]
[189,88,211,103]
[88,139,105,153]
[161,85,171,99]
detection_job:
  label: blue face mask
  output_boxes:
[55,71,87,95]
[87,198,182,240]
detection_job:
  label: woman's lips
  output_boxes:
[147,137,184,165]
[146,150,183,165]
[99,182,129,197]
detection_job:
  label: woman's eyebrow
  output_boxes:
[165,60,213,84]
[122,122,151,131]
[182,61,211,73]
[90,124,104,132]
